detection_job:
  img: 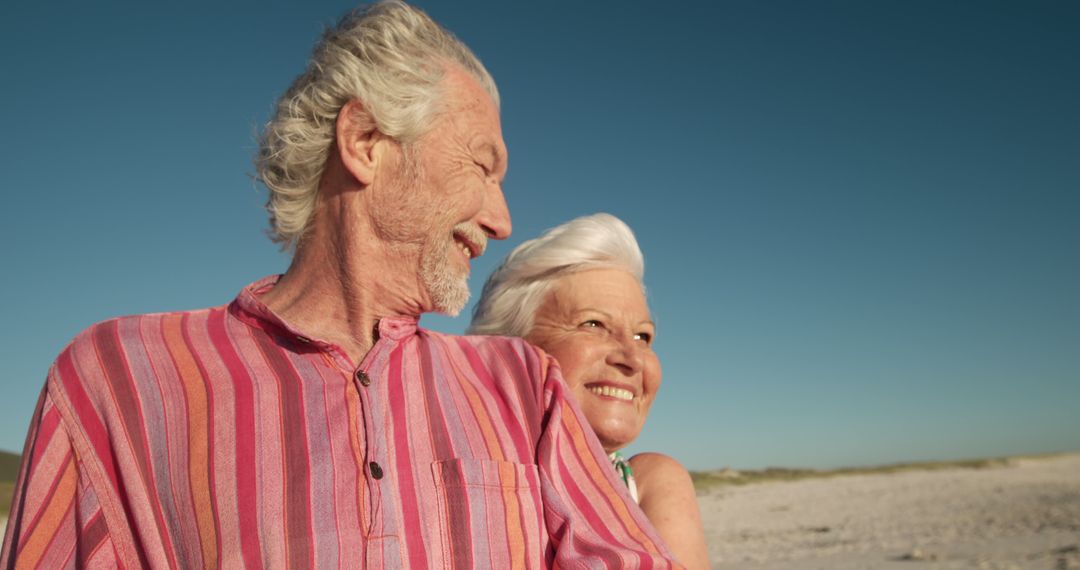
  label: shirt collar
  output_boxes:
[229,275,420,347]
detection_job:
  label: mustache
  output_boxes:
[453,223,488,257]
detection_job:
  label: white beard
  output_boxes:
[378,143,477,316]
[420,237,469,316]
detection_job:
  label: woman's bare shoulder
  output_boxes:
[628,452,711,569]
[628,452,692,485]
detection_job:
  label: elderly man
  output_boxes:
[0,2,678,568]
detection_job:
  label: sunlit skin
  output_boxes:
[526,268,660,453]
[526,268,710,569]
[260,66,510,364]
[366,67,511,315]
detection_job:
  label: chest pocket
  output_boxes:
[431,458,545,569]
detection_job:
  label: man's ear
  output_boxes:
[336,99,385,186]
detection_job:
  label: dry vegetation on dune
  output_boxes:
[0,482,13,519]
[0,451,20,517]
[689,454,1047,493]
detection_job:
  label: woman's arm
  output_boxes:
[630,452,711,569]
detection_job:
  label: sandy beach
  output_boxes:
[699,453,1080,569]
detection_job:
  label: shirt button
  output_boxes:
[369,461,384,480]
[355,370,371,387]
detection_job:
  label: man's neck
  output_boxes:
[260,226,427,366]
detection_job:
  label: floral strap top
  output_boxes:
[609,451,640,504]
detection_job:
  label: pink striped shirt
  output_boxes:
[1,276,678,568]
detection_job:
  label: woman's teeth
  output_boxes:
[588,386,634,401]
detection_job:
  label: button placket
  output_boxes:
[358,368,381,482]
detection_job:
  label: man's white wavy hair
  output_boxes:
[256,0,499,248]
[468,213,645,338]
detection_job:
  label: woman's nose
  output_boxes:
[605,336,644,376]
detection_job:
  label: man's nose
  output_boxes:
[477,183,512,240]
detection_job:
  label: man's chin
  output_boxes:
[421,247,471,316]
[433,305,463,317]
[431,294,468,317]
[425,277,470,317]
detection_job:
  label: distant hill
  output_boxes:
[0,451,19,483]
[688,452,1074,492]
[1,451,19,518]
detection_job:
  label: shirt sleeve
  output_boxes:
[534,354,682,568]
[1,388,120,569]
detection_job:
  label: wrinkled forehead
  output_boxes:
[437,66,501,123]
[422,66,507,165]
[546,268,652,318]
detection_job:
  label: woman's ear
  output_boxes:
[335,99,385,186]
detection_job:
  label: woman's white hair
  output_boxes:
[468,213,645,338]
[256,0,499,248]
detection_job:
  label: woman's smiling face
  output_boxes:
[526,268,661,453]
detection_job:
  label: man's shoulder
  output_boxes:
[418,329,553,373]
[52,304,231,392]
[65,305,227,353]
[422,329,541,356]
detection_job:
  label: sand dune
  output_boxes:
[699,453,1080,569]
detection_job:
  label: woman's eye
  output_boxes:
[580,320,603,329]
[634,332,653,344]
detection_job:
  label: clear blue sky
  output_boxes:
[1,1,1077,471]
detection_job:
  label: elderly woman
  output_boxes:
[469,213,709,569]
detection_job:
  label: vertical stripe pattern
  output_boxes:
[1,276,678,568]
